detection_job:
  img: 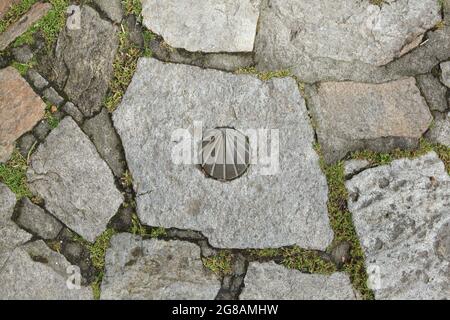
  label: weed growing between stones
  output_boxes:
[235,67,292,81]
[202,251,233,276]
[314,143,375,300]
[44,103,60,129]
[0,0,38,34]
[351,139,450,174]
[0,150,32,199]
[104,3,154,112]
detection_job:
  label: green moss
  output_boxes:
[13,0,69,48]
[0,0,38,34]
[130,213,148,236]
[91,273,103,300]
[150,227,167,238]
[235,67,292,81]
[350,139,450,174]
[0,150,32,199]
[88,228,116,270]
[314,143,375,299]
[202,251,233,276]
[122,0,142,16]
[249,247,336,274]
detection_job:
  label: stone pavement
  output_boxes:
[0,0,449,300]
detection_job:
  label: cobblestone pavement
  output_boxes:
[0,0,449,300]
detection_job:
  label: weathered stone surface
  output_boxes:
[27,117,123,242]
[0,0,20,20]
[440,61,450,88]
[344,159,371,178]
[0,240,93,299]
[101,233,221,300]
[49,5,118,117]
[33,120,51,141]
[426,113,450,148]
[0,67,45,163]
[113,58,333,250]
[16,198,63,240]
[12,45,34,64]
[0,183,32,268]
[62,102,84,124]
[240,262,357,300]
[255,0,442,83]
[94,0,123,23]
[141,0,260,52]
[308,78,432,164]
[43,87,64,107]
[416,74,448,112]
[346,152,450,300]
[82,108,125,178]
[27,69,49,90]
[0,3,52,50]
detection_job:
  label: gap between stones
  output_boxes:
[1,0,449,301]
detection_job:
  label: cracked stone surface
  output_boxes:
[0,67,45,163]
[47,5,118,117]
[94,0,123,24]
[0,240,93,300]
[101,233,221,300]
[240,262,357,300]
[255,0,442,83]
[308,78,432,164]
[346,152,450,300]
[141,0,261,52]
[441,61,450,88]
[113,58,333,250]
[27,117,123,242]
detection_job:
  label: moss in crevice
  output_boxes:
[202,251,233,276]
[314,143,375,300]
[235,67,292,81]
[0,150,32,199]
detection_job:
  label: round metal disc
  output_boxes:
[201,128,250,181]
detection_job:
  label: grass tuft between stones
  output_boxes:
[235,67,292,81]
[202,251,233,276]
[0,150,32,199]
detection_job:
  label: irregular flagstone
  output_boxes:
[82,108,125,178]
[27,117,123,242]
[346,152,450,300]
[255,0,442,83]
[49,5,118,117]
[113,58,333,250]
[307,78,432,164]
[0,183,32,268]
[440,61,450,88]
[425,113,450,148]
[141,0,260,52]
[416,74,448,112]
[240,262,357,300]
[101,233,221,300]
[0,2,52,50]
[16,198,63,240]
[0,67,45,163]
[93,0,123,24]
[0,240,93,300]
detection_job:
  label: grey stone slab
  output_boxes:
[416,74,448,112]
[346,152,450,300]
[94,0,123,23]
[344,159,371,178]
[82,108,125,178]
[101,233,221,300]
[141,0,260,52]
[255,0,442,83]
[27,69,49,90]
[27,117,123,242]
[50,5,118,117]
[440,61,450,88]
[113,58,333,250]
[426,113,450,148]
[308,78,432,164]
[240,262,357,300]
[16,198,63,240]
[0,240,93,299]
[0,183,32,268]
